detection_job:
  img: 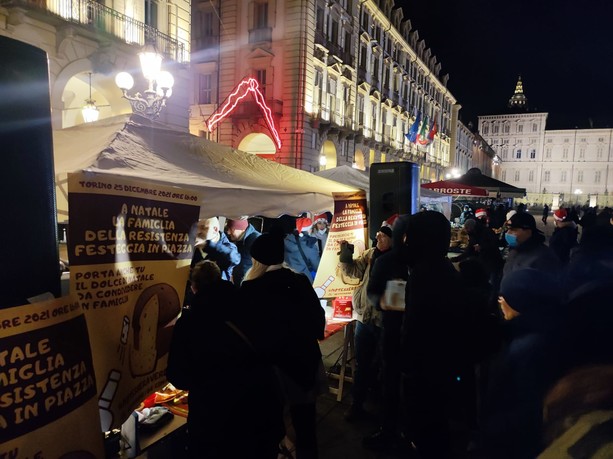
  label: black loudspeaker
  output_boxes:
[0,37,60,308]
[369,162,420,240]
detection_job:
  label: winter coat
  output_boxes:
[283,231,321,281]
[339,247,387,327]
[481,314,564,459]
[190,232,240,281]
[231,224,261,285]
[548,223,578,264]
[503,233,561,280]
[166,280,284,457]
[236,267,326,392]
[452,223,504,276]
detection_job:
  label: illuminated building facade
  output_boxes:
[189,0,462,180]
[479,77,613,207]
[0,0,191,130]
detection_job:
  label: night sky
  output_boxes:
[395,0,613,130]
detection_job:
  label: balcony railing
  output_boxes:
[0,0,188,63]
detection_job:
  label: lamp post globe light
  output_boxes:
[115,44,174,120]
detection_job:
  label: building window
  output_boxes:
[145,0,158,28]
[330,20,339,44]
[493,124,499,134]
[502,148,507,159]
[194,11,214,39]
[256,69,266,98]
[547,138,552,143]
[254,1,268,28]
[595,171,601,183]
[561,171,567,182]
[504,124,510,133]
[562,148,569,159]
[529,170,534,182]
[532,123,538,132]
[517,124,523,133]
[597,147,603,159]
[544,170,550,182]
[514,171,520,181]
[577,170,583,183]
[516,149,522,159]
[198,74,212,104]
[530,149,536,159]
[545,148,551,158]
[316,7,324,31]
[483,125,489,134]
[579,148,585,159]
[501,170,506,181]
[564,138,569,143]
[580,137,586,142]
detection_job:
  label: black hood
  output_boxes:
[402,211,451,266]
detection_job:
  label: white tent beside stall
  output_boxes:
[53,115,360,222]
[314,165,453,218]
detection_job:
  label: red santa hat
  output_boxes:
[314,213,329,224]
[382,213,399,228]
[553,208,568,221]
[296,217,313,233]
[475,208,488,219]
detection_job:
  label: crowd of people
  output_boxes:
[339,204,613,458]
[165,203,613,459]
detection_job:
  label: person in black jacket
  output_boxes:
[237,232,326,459]
[399,211,476,459]
[361,215,410,452]
[166,260,284,458]
[548,208,578,264]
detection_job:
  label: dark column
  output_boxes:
[369,162,420,240]
[0,36,60,308]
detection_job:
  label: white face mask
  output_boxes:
[317,228,327,235]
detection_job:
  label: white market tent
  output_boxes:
[53,115,360,222]
[314,165,453,218]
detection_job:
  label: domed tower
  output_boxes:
[508,76,528,110]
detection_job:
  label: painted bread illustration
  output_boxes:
[129,283,181,376]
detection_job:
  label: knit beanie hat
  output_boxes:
[296,217,313,233]
[553,208,568,221]
[227,218,249,231]
[250,232,285,265]
[499,268,561,314]
[378,226,393,238]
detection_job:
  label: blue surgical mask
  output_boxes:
[505,233,518,248]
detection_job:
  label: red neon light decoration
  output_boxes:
[206,77,282,149]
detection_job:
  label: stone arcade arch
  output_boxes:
[238,133,277,156]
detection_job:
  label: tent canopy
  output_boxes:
[442,168,526,198]
[314,165,369,193]
[421,180,488,197]
[53,115,360,221]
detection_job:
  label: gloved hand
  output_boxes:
[338,241,354,263]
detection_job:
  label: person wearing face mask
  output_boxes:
[310,213,330,256]
[502,212,561,282]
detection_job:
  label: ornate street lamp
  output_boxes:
[115,44,174,120]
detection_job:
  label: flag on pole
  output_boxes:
[417,115,430,145]
[405,109,421,143]
[427,119,438,142]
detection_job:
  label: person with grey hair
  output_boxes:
[185,216,240,306]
